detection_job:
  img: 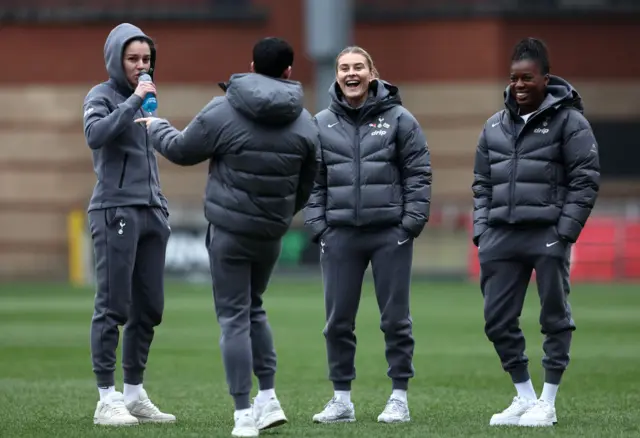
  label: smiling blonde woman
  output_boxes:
[304,45,432,425]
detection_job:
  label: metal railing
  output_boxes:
[355,0,640,20]
[2,0,638,23]
[0,0,267,22]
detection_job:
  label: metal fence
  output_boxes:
[63,199,640,286]
[356,0,640,20]
[0,0,266,22]
[2,0,639,22]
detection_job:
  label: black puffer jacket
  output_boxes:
[472,75,600,245]
[304,79,432,242]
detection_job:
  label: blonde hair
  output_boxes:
[335,46,379,79]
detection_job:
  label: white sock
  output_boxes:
[98,386,115,401]
[391,389,407,403]
[334,390,351,404]
[123,383,143,404]
[256,388,276,404]
[235,408,252,418]
[514,379,537,400]
[540,383,559,405]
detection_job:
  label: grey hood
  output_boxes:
[328,79,402,120]
[504,74,584,115]
[104,23,156,95]
[226,73,304,126]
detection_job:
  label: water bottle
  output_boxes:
[138,73,158,113]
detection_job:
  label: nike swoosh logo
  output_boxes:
[328,122,338,128]
[398,238,410,245]
[492,122,499,127]
[546,241,558,247]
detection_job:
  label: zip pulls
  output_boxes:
[513,106,554,142]
[140,108,154,205]
[507,107,554,221]
[354,126,361,225]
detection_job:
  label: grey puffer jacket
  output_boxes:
[304,79,432,242]
[472,75,600,245]
[149,73,318,240]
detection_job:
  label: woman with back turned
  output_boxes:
[472,38,600,427]
[304,46,432,425]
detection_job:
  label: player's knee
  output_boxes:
[323,319,353,339]
[539,315,575,335]
[219,312,251,337]
[379,317,411,336]
[101,299,130,326]
[147,307,163,327]
[484,321,508,343]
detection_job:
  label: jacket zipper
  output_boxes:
[142,109,153,204]
[355,126,361,225]
[118,153,129,189]
[508,110,546,221]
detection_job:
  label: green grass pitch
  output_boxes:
[1,280,639,437]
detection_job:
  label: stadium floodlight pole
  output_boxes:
[304,0,354,113]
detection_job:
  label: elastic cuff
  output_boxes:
[332,381,351,391]
[258,374,275,391]
[234,393,251,410]
[545,369,564,385]
[509,366,531,384]
[95,371,115,388]
[392,378,409,391]
[123,369,144,385]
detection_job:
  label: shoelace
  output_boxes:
[384,399,405,414]
[136,398,160,415]
[503,397,528,414]
[110,401,131,416]
[528,400,550,414]
[324,397,344,411]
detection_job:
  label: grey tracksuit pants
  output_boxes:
[206,224,281,410]
[89,206,171,388]
[478,224,575,385]
[319,226,415,391]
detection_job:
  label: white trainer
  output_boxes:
[253,397,287,430]
[489,396,536,426]
[377,397,411,423]
[232,410,259,437]
[125,388,176,423]
[312,397,356,423]
[93,391,139,426]
[519,399,557,427]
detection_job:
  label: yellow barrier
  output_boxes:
[66,209,86,286]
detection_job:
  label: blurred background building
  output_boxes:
[0,0,639,283]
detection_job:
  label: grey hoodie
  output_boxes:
[82,23,167,213]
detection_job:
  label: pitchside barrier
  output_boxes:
[67,208,640,286]
[66,209,322,287]
[467,217,640,282]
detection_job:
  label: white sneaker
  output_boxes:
[519,399,557,427]
[312,397,356,423]
[377,397,410,423]
[93,391,139,426]
[489,396,536,426]
[125,388,176,423]
[253,397,287,430]
[232,410,259,437]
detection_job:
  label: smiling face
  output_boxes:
[509,59,548,114]
[336,52,374,108]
